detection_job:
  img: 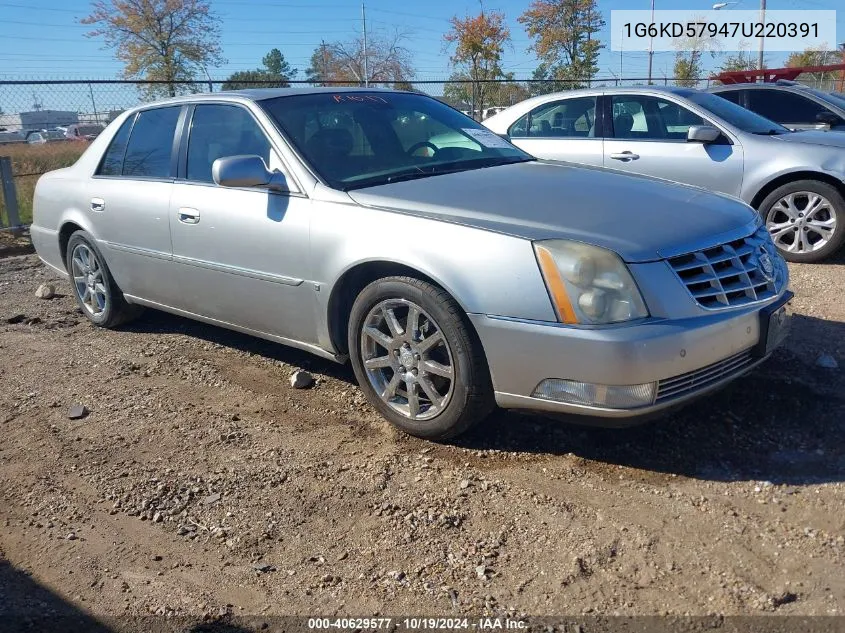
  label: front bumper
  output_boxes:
[469,291,792,424]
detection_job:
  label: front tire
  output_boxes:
[348,276,494,441]
[758,180,845,263]
[66,230,142,328]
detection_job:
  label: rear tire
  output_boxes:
[348,276,494,441]
[65,230,143,328]
[758,180,845,263]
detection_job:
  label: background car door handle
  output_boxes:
[90,198,105,212]
[178,208,200,224]
[609,151,640,161]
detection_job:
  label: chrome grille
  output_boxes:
[655,350,754,403]
[667,227,784,309]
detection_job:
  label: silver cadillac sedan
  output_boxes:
[31,88,791,440]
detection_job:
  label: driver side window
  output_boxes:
[186,104,276,184]
[610,95,705,140]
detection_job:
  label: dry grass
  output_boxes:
[0,142,87,225]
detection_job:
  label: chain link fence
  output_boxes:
[0,74,840,227]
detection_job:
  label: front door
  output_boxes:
[603,94,744,198]
[168,103,316,344]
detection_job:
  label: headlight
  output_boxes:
[534,240,648,324]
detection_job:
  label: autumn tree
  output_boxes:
[717,48,758,75]
[83,0,224,98]
[519,0,603,89]
[787,46,841,88]
[223,49,297,90]
[305,33,413,86]
[443,9,510,120]
[671,18,720,87]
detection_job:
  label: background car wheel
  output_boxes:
[758,180,845,263]
[66,230,143,328]
[348,276,494,441]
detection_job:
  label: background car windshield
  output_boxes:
[261,92,531,190]
[802,87,845,110]
[687,91,790,134]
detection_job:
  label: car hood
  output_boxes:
[346,160,758,262]
[774,129,845,147]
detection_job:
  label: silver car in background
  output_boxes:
[31,88,790,440]
[485,86,845,262]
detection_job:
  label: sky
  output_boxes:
[0,0,842,99]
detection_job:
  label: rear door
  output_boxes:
[505,95,604,167]
[602,93,744,197]
[89,105,183,304]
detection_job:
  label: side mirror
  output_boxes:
[212,155,288,192]
[815,111,841,126]
[687,125,721,143]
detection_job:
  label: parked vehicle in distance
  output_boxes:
[0,130,25,145]
[58,123,106,141]
[708,81,845,132]
[26,131,47,144]
[31,88,791,440]
[485,86,845,262]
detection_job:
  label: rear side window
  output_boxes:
[747,89,827,124]
[122,106,181,178]
[186,104,272,183]
[511,97,597,138]
[97,116,134,176]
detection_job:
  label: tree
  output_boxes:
[222,48,297,90]
[305,33,413,86]
[717,49,758,75]
[518,0,603,89]
[443,9,511,120]
[671,18,720,87]
[786,46,841,87]
[83,0,224,98]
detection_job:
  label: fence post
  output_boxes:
[0,156,22,229]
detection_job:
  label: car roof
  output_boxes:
[136,86,403,108]
[709,82,809,91]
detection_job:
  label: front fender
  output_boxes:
[310,200,557,351]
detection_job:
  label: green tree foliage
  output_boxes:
[786,46,841,86]
[222,48,298,90]
[519,0,603,89]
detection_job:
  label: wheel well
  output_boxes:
[327,261,444,356]
[58,222,83,270]
[750,171,845,210]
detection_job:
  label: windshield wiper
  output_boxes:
[758,129,787,135]
[347,157,534,190]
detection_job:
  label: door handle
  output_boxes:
[178,207,200,224]
[609,151,640,161]
[90,198,105,212]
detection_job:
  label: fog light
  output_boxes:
[532,379,656,409]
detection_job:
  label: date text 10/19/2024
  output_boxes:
[307,617,528,630]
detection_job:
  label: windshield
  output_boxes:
[687,91,791,135]
[260,91,532,190]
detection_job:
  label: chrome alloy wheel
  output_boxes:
[70,243,108,317]
[767,191,837,254]
[360,298,455,421]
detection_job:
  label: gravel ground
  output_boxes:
[0,246,844,628]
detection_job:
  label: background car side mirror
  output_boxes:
[686,125,722,144]
[212,155,289,192]
[815,111,841,127]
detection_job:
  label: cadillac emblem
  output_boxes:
[758,246,775,282]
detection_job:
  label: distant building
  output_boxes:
[20,109,78,130]
[0,113,23,132]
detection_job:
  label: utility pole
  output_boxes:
[757,0,766,71]
[362,1,369,87]
[88,83,99,125]
[620,26,624,80]
[647,0,655,84]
